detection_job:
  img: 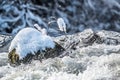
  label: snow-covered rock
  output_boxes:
[9,28,55,59]
[8,27,64,64]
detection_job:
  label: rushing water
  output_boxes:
[0,44,120,80]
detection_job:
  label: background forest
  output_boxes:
[0,0,120,35]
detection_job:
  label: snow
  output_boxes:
[9,27,55,59]
[57,18,67,33]
[34,24,47,35]
[34,24,42,32]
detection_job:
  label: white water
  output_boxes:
[0,44,120,80]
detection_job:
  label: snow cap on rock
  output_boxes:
[9,27,55,59]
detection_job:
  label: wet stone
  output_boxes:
[0,34,12,52]
[8,42,65,65]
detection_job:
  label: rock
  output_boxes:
[1,29,120,65]
[43,42,65,59]
[53,29,120,57]
[7,27,65,65]
[22,42,65,64]
[0,34,12,52]
[8,41,65,65]
[79,29,102,45]
[97,30,120,45]
[54,29,102,50]
[79,44,120,57]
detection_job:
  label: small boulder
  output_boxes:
[8,28,65,65]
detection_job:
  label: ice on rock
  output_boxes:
[9,27,55,59]
[57,18,67,33]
